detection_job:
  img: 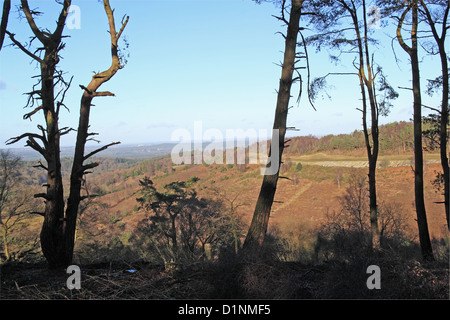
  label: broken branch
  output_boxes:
[80,162,100,173]
[92,91,115,97]
[34,193,51,201]
[33,161,48,171]
[23,105,43,120]
[83,141,120,161]
[5,30,43,63]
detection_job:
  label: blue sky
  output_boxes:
[0,0,444,149]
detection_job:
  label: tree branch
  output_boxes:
[92,91,115,97]
[396,4,413,55]
[6,133,49,160]
[6,132,46,146]
[26,136,48,159]
[20,0,49,45]
[56,75,73,116]
[52,0,71,42]
[116,14,129,41]
[33,161,48,171]
[80,162,100,173]
[34,193,51,201]
[80,194,100,202]
[422,104,441,114]
[5,30,43,63]
[83,141,120,161]
[79,84,92,94]
[58,127,75,136]
[23,105,43,120]
[299,30,316,111]
[30,211,45,217]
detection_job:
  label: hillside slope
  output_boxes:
[72,151,448,259]
[4,119,448,265]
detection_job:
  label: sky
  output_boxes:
[0,0,445,149]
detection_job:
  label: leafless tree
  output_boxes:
[209,186,247,254]
[5,0,129,268]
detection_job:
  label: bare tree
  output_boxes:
[209,186,247,254]
[5,0,129,268]
[65,0,128,269]
[5,0,73,269]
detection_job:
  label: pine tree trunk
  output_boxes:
[420,0,449,232]
[438,43,449,230]
[396,0,434,261]
[410,2,434,261]
[243,0,303,251]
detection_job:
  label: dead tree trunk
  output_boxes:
[243,0,304,251]
[396,0,434,261]
[64,0,128,268]
[6,0,128,269]
[5,0,72,269]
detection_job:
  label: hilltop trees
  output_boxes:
[4,0,128,269]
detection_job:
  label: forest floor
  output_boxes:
[1,254,448,299]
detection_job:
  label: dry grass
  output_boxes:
[1,242,448,300]
[1,261,215,300]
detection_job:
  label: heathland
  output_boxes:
[1,121,448,299]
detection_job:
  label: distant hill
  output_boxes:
[1,120,433,162]
[284,121,417,156]
[4,142,177,161]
